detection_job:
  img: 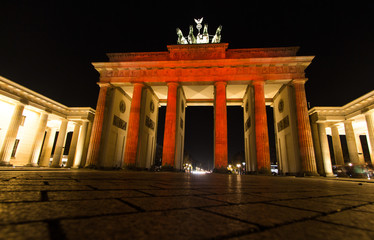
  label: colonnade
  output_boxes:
[0,98,92,168]
[86,78,318,174]
[310,92,374,176]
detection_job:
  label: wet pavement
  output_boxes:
[1,169,374,239]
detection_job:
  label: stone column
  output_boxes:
[365,112,374,165]
[317,122,333,176]
[292,79,318,175]
[0,103,25,166]
[79,121,93,167]
[85,83,109,167]
[124,83,144,165]
[331,125,344,165]
[51,119,68,167]
[344,120,360,164]
[355,134,365,164]
[65,123,81,168]
[39,127,56,167]
[310,119,324,175]
[162,82,179,167]
[253,80,270,172]
[214,81,228,169]
[27,112,49,166]
[73,121,89,168]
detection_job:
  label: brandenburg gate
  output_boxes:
[84,20,318,175]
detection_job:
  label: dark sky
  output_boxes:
[1,1,373,168]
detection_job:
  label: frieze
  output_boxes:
[100,64,304,78]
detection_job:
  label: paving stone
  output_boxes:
[351,204,374,213]
[0,222,50,240]
[61,208,257,240]
[311,196,369,206]
[232,220,374,240]
[0,185,92,191]
[140,189,209,196]
[204,193,274,204]
[317,209,374,231]
[0,199,136,224]
[331,194,374,202]
[0,191,41,202]
[122,196,225,211]
[0,180,45,185]
[48,190,148,200]
[269,199,349,213]
[89,183,158,190]
[204,203,319,227]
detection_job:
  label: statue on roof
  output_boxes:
[211,25,222,43]
[176,18,222,44]
[188,25,197,44]
[176,28,188,44]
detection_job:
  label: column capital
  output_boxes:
[18,98,29,106]
[97,82,110,88]
[214,81,227,87]
[166,82,179,87]
[344,119,354,124]
[252,80,265,86]
[291,78,308,85]
[364,110,374,116]
[132,82,145,87]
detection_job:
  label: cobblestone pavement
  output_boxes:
[1,169,374,240]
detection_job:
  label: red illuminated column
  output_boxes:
[214,81,228,169]
[254,80,271,172]
[162,82,179,167]
[292,79,318,175]
[85,83,110,168]
[123,83,144,165]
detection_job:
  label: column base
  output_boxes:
[300,171,320,177]
[0,161,13,166]
[161,164,175,172]
[257,167,271,175]
[50,165,61,168]
[24,163,38,167]
[84,165,97,169]
[324,173,335,177]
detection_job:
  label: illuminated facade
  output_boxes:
[87,43,318,175]
[0,76,94,167]
[309,91,374,176]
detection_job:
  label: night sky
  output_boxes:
[1,2,373,168]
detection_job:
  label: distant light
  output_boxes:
[236,164,241,168]
[348,163,353,166]
[192,170,206,175]
[242,162,245,166]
